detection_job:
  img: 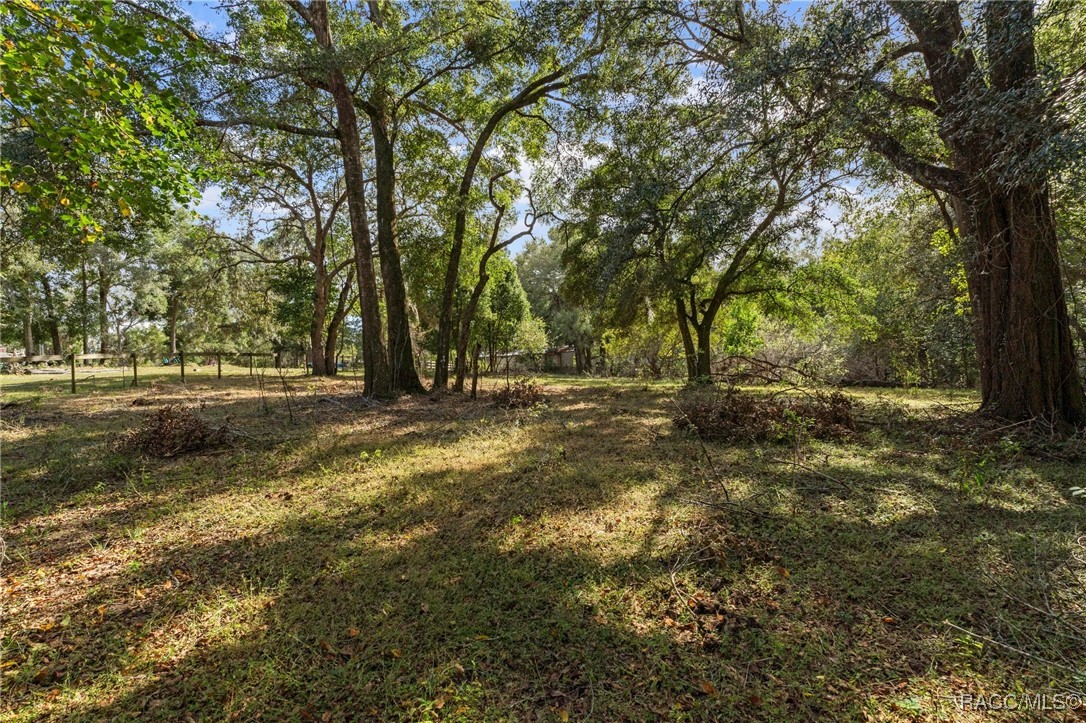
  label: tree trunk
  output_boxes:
[371,105,425,393]
[695,322,712,379]
[80,257,89,356]
[97,267,110,355]
[22,306,33,356]
[309,261,329,377]
[41,275,62,354]
[167,295,180,355]
[453,268,490,393]
[881,0,1086,426]
[324,270,353,376]
[960,187,1085,424]
[302,0,390,397]
[675,297,697,381]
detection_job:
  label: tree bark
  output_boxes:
[167,294,180,355]
[97,266,110,355]
[309,260,329,377]
[41,275,62,354]
[370,105,425,393]
[452,255,495,393]
[959,187,1085,424]
[80,257,89,356]
[22,305,33,357]
[675,296,697,381]
[695,323,712,379]
[879,0,1086,425]
[323,269,353,376]
[297,0,391,397]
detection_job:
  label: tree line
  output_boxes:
[3,0,1085,426]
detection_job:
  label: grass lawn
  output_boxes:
[1,371,1084,721]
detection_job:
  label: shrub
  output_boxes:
[673,386,854,443]
[493,378,545,409]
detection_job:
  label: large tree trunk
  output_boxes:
[41,275,62,354]
[302,0,390,397]
[881,0,1086,426]
[371,106,425,393]
[960,187,1085,424]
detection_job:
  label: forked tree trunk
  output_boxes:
[371,106,425,394]
[301,0,391,397]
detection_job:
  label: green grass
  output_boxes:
[2,371,1084,721]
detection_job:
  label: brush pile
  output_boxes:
[493,378,545,409]
[113,404,229,457]
[673,386,855,443]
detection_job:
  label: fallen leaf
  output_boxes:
[775,566,790,578]
[699,680,718,697]
[347,628,360,637]
[558,708,570,722]
[434,696,446,710]
[390,648,402,658]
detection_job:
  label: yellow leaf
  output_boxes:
[390,648,402,658]
[118,197,132,217]
[12,179,29,193]
[59,197,69,206]
[558,708,569,722]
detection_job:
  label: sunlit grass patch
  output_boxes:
[2,373,1083,720]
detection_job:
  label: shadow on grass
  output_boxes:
[3,382,1085,721]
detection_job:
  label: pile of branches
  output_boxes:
[1,362,30,375]
[113,404,230,458]
[493,378,545,409]
[673,386,855,443]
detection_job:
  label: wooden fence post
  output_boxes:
[248,353,253,377]
[180,349,185,382]
[132,353,138,387]
[217,353,222,379]
[70,354,76,393]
